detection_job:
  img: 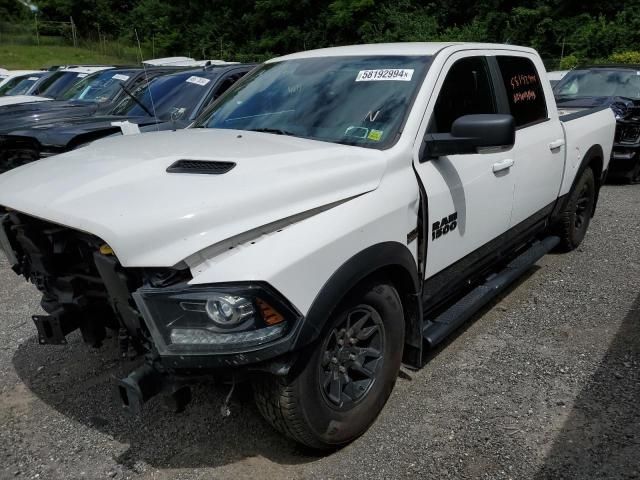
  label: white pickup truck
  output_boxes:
[0,43,615,449]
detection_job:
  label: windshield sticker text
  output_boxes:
[186,76,211,86]
[27,77,39,81]
[112,74,130,81]
[356,69,414,82]
[76,73,88,78]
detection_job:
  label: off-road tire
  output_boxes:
[253,283,404,449]
[556,166,596,252]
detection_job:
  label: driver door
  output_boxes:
[413,52,516,280]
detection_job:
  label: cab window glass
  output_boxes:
[431,56,496,133]
[497,56,547,127]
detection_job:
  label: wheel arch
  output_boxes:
[293,241,423,367]
[580,144,604,216]
[552,143,604,225]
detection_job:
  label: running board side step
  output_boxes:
[422,236,560,349]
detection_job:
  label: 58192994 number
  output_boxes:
[356,69,415,82]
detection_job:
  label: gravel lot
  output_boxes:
[1,184,639,480]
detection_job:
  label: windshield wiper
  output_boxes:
[249,127,297,136]
[118,83,154,117]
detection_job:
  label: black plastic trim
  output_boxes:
[422,201,554,316]
[559,105,610,123]
[423,236,560,348]
[166,159,236,175]
[296,242,421,350]
[486,56,511,115]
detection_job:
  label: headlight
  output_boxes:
[620,125,640,144]
[133,283,299,355]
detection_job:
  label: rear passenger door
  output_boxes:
[493,55,564,225]
[414,53,516,278]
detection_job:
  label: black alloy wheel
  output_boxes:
[319,305,385,410]
[254,282,404,449]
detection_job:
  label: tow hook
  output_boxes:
[116,363,192,414]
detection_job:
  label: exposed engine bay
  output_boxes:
[613,99,640,142]
[0,210,191,349]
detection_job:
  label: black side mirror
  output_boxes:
[421,114,515,161]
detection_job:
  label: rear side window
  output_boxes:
[497,56,547,128]
[430,56,497,133]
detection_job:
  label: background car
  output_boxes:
[0,71,47,96]
[0,64,253,172]
[0,66,190,132]
[0,66,113,107]
[547,69,569,87]
[554,65,640,183]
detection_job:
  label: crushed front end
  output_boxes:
[0,211,301,413]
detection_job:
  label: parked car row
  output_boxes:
[553,64,640,183]
[0,63,254,172]
[0,43,617,449]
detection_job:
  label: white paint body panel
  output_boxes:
[0,129,389,273]
[547,70,569,82]
[507,52,564,225]
[0,43,616,315]
[143,57,197,66]
[0,70,41,88]
[559,108,615,196]
[0,95,52,106]
[61,66,113,74]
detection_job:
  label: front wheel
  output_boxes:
[253,283,404,449]
[555,166,596,252]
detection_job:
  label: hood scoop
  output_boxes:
[166,159,236,175]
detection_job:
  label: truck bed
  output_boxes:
[559,106,616,196]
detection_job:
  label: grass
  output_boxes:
[0,44,133,69]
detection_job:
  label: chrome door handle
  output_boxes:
[492,158,514,173]
[549,139,565,150]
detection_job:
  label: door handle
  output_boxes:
[492,158,514,173]
[549,139,565,150]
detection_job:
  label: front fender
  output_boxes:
[292,241,421,356]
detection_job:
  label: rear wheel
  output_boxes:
[556,166,596,252]
[254,283,404,449]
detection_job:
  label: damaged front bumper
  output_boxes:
[0,211,304,413]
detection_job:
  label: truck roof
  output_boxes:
[269,42,537,62]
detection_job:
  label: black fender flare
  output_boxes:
[292,241,421,353]
[551,144,605,222]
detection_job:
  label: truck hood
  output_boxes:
[0,128,386,267]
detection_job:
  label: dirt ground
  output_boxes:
[0,184,639,480]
